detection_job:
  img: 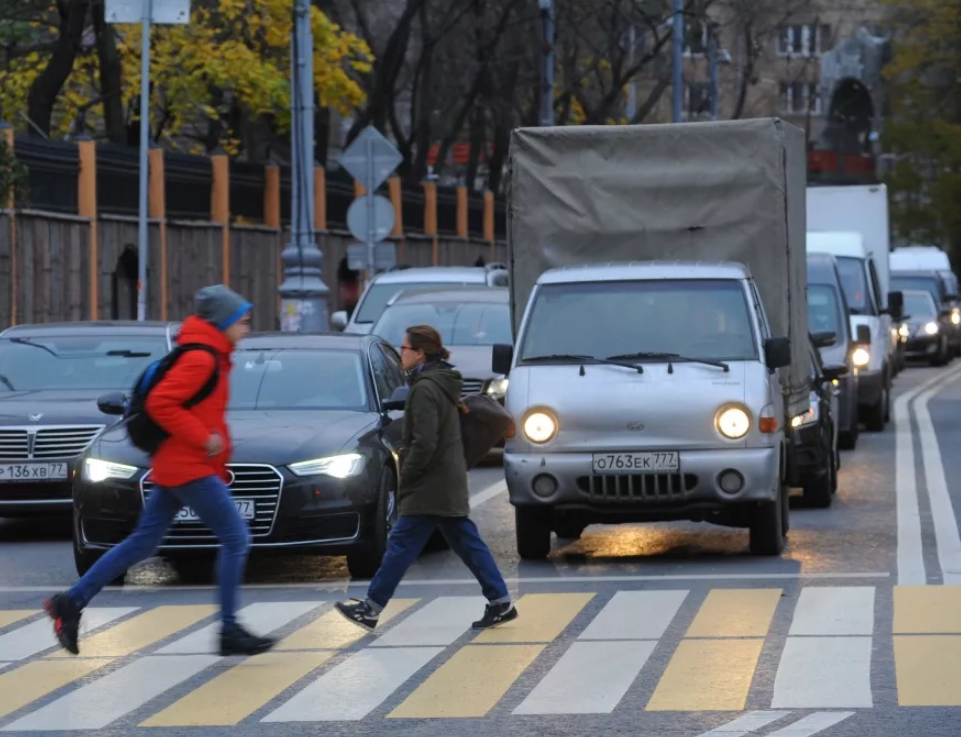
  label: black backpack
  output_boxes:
[124,344,220,455]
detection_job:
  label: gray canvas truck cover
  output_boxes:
[506,117,809,418]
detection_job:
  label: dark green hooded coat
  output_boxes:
[397,363,470,517]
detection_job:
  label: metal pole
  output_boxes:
[136,0,152,321]
[627,25,637,121]
[672,0,683,123]
[279,0,329,332]
[365,135,375,282]
[539,0,554,126]
[708,24,718,120]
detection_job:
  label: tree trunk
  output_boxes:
[92,0,125,145]
[732,25,755,120]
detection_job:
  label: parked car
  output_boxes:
[899,289,953,365]
[74,332,411,579]
[789,335,845,508]
[806,253,860,450]
[331,265,508,334]
[891,270,960,358]
[0,321,174,518]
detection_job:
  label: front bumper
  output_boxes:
[0,458,81,515]
[74,462,384,555]
[504,446,780,518]
[904,333,942,358]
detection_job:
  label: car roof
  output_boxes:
[372,266,499,284]
[0,321,174,338]
[236,332,380,350]
[537,260,751,283]
[387,287,508,306]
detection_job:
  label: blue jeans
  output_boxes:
[69,475,251,626]
[367,515,510,610]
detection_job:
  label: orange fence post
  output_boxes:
[314,166,327,231]
[210,154,230,285]
[388,176,404,261]
[456,186,468,239]
[423,182,438,265]
[354,180,365,198]
[77,138,98,319]
[148,147,167,320]
[264,164,281,229]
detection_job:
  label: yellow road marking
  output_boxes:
[472,593,594,643]
[277,599,418,651]
[0,610,36,630]
[388,644,544,718]
[47,605,217,658]
[0,658,114,719]
[646,639,764,711]
[140,651,334,726]
[893,586,961,633]
[685,589,782,638]
[895,635,961,705]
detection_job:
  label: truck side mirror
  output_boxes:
[763,336,791,370]
[492,343,514,375]
[886,291,904,321]
[331,311,348,331]
[811,331,836,348]
[856,325,871,345]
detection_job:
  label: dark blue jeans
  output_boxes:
[69,475,251,626]
[367,515,510,610]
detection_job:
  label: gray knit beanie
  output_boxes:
[195,284,252,330]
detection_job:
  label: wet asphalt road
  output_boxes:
[2,362,961,736]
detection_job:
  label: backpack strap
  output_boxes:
[176,344,221,409]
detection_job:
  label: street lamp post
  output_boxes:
[538,0,555,126]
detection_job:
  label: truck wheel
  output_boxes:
[750,483,786,556]
[516,507,552,559]
[802,453,834,509]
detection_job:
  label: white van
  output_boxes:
[807,232,903,431]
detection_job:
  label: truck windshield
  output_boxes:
[834,257,871,315]
[807,285,843,336]
[891,275,943,305]
[518,279,757,363]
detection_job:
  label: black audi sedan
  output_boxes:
[0,321,175,518]
[73,333,408,579]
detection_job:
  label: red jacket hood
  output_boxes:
[177,315,234,358]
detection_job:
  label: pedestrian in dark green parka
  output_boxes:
[335,324,517,632]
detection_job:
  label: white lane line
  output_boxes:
[578,590,688,640]
[765,711,855,736]
[156,601,322,654]
[0,607,138,661]
[470,480,507,509]
[513,640,656,714]
[0,654,220,731]
[261,647,443,722]
[915,374,961,583]
[771,637,872,708]
[694,710,793,736]
[894,364,961,585]
[369,596,480,647]
[786,587,874,636]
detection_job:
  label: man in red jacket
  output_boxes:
[43,285,275,657]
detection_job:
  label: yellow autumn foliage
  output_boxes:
[0,0,371,152]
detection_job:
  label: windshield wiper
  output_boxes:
[522,353,644,374]
[106,350,153,358]
[8,337,58,357]
[0,373,14,391]
[606,351,730,372]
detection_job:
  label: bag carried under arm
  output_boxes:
[458,393,515,469]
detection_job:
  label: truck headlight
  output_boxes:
[715,405,750,439]
[83,458,138,483]
[952,310,960,325]
[523,409,557,444]
[289,453,365,478]
[924,321,939,335]
[851,347,870,367]
[485,377,509,398]
[791,396,820,428]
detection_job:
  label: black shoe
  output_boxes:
[334,599,379,631]
[472,601,518,629]
[43,593,82,655]
[219,624,276,656]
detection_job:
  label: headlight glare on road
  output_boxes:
[289,453,365,479]
[523,410,557,444]
[715,405,750,439]
[83,458,138,483]
[925,321,939,335]
[485,377,509,398]
[851,347,870,367]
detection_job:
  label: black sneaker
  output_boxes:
[334,599,379,631]
[472,601,518,629]
[43,593,82,655]
[219,624,276,656]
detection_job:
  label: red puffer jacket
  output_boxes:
[145,315,233,487]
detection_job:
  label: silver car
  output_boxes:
[493,261,793,559]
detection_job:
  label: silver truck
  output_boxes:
[492,118,810,558]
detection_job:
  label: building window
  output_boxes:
[777,23,831,56]
[779,81,823,115]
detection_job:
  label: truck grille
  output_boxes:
[577,473,697,503]
[141,464,283,543]
[0,426,104,461]
[461,378,483,395]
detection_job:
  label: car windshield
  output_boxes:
[353,282,477,323]
[372,301,512,348]
[0,335,168,392]
[518,279,757,362]
[834,257,870,314]
[807,285,843,336]
[903,292,937,319]
[230,349,368,411]
[892,275,942,304]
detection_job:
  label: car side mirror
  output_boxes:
[822,364,848,382]
[763,336,791,370]
[492,343,514,375]
[886,291,904,321]
[97,391,127,416]
[381,385,409,412]
[331,311,348,331]
[811,331,836,348]
[856,325,871,345]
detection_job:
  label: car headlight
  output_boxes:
[851,347,870,367]
[83,458,138,483]
[898,324,910,338]
[485,377,509,398]
[952,310,960,325]
[523,409,557,444]
[715,405,750,439]
[925,321,939,335]
[289,453,365,478]
[791,395,820,428]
